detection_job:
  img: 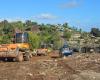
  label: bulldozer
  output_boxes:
[0,32,32,62]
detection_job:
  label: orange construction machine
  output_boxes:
[0,32,32,62]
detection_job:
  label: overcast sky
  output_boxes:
[0,0,100,31]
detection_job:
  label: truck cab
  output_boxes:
[59,44,73,57]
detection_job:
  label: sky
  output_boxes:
[0,0,100,32]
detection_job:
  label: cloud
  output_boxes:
[34,13,58,20]
[60,0,81,8]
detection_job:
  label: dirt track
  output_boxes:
[0,53,100,80]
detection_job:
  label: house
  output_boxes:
[25,25,40,33]
[31,25,40,33]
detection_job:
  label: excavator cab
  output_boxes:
[15,32,30,50]
[15,32,28,43]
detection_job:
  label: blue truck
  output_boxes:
[59,44,73,57]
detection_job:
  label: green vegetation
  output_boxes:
[63,30,72,41]
[28,32,40,50]
[0,20,99,50]
[0,20,64,49]
[90,28,100,37]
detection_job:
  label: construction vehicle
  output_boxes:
[59,44,73,57]
[0,32,32,62]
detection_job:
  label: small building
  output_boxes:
[25,25,40,33]
[31,25,40,33]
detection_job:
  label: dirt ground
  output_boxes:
[0,52,100,80]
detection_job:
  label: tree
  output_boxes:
[25,20,38,29]
[11,21,24,31]
[0,20,14,44]
[90,28,100,37]
[79,28,82,33]
[63,22,68,28]
[2,20,12,34]
[28,32,40,50]
[38,24,62,49]
[63,30,72,40]
[0,35,12,44]
[51,31,62,49]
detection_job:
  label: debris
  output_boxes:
[0,53,100,80]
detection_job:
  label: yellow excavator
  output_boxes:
[0,32,32,62]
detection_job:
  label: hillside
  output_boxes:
[0,20,100,51]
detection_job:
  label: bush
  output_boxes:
[28,32,40,50]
